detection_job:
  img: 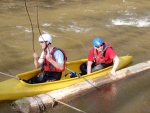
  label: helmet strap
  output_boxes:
[44,42,51,51]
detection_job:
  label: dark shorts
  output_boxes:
[43,72,62,82]
[28,71,62,84]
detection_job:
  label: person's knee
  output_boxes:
[80,62,87,74]
[92,64,103,72]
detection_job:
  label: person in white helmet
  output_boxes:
[30,33,67,83]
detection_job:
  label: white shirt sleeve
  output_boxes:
[38,51,44,63]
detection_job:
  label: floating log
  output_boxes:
[11,60,150,113]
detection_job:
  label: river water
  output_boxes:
[0,0,150,113]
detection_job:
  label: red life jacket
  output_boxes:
[43,47,67,72]
[93,43,113,64]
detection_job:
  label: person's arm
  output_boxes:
[87,48,94,74]
[110,55,120,76]
[33,52,43,68]
[46,51,64,70]
[47,58,64,70]
[87,61,93,74]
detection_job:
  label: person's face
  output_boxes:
[94,44,104,51]
[39,41,47,49]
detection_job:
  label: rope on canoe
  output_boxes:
[33,95,46,112]
[0,72,18,79]
[45,94,87,113]
[56,100,87,113]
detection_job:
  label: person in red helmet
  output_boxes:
[80,37,119,78]
[30,33,67,83]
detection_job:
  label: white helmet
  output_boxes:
[38,34,52,43]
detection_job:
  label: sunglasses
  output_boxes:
[95,44,103,48]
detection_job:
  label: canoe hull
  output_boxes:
[0,56,132,101]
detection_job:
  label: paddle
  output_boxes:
[66,68,80,78]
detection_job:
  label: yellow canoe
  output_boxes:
[0,55,132,101]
